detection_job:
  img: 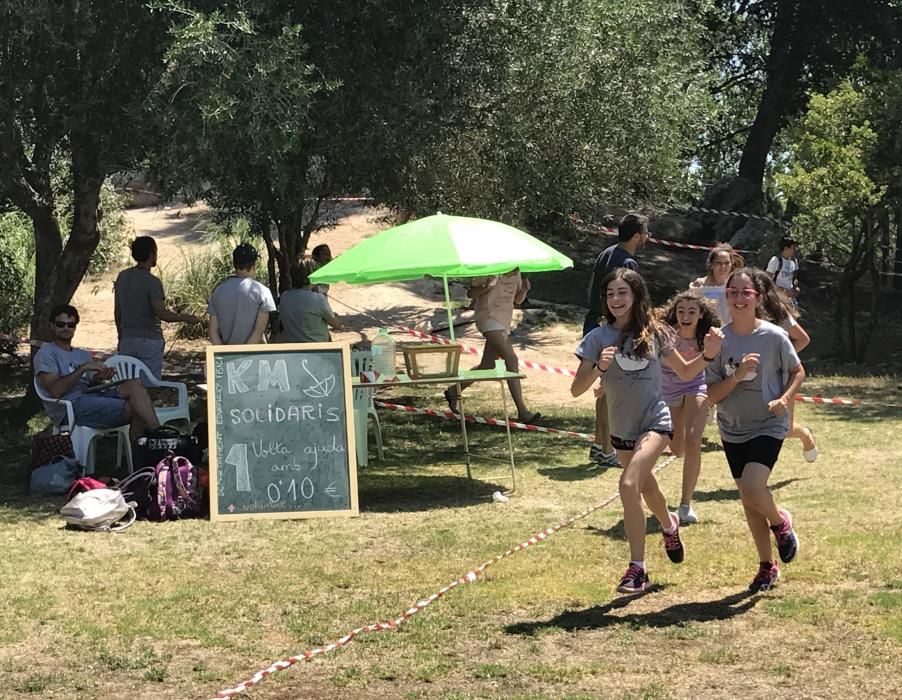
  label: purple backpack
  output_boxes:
[118,453,202,521]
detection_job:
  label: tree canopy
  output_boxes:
[0,1,169,339]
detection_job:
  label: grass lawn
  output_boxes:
[1,365,901,699]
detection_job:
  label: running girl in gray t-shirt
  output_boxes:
[706,268,804,593]
[571,268,724,595]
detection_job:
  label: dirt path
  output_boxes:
[71,202,608,416]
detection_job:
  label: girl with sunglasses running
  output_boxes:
[706,268,803,592]
[571,269,723,594]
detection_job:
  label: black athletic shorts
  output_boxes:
[612,430,674,452]
[722,435,784,479]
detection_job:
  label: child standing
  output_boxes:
[660,290,722,524]
[707,268,804,592]
[753,270,817,462]
[571,269,723,594]
[766,236,800,307]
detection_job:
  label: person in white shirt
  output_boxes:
[766,236,800,306]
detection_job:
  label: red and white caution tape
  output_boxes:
[374,400,594,441]
[393,325,480,355]
[668,205,791,230]
[794,394,861,407]
[394,328,889,407]
[209,455,677,699]
[572,218,756,255]
[649,236,755,255]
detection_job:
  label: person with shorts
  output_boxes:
[571,268,723,594]
[707,268,803,593]
[582,214,649,468]
[659,289,722,524]
[444,268,540,425]
[35,304,162,442]
[114,236,200,378]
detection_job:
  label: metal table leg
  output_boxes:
[499,378,517,493]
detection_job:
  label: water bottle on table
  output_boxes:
[371,328,397,378]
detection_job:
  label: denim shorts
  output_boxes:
[117,336,164,380]
[73,389,128,429]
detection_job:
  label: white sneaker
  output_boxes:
[677,503,698,525]
[802,428,818,463]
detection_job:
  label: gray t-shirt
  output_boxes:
[114,267,164,340]
[33,343,94,425]
[207,276,276,345]
[575,324,674,441]
[706,320,800,442]
[278,288,335,343]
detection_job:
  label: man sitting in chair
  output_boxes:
[34,305,161,441]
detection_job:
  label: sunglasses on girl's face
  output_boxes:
[725,288,758,300]
[54,321,78,328]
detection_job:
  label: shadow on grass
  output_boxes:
[691,478,803,504]
[586,478,803,541]
[359,473,504,512]
[0,497,61,525]
[537,464,617,482]
[505,589,758,635]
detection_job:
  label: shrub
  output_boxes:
[0,212,35,336]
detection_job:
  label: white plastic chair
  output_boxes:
[351,350,383,467]
[104,355,191,430]
[33,377,133,475]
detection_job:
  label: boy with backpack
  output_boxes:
[766,236,800,307]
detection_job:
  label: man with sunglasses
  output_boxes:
[34,305,161,441]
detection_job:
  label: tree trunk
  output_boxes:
[676,0,809,249]
[879,207,891,282]
[858,254,881,362]
[847,277,856,362]
[738,0,807,185]
[831,276,848,359]
[895,204,902,291]
[19,168,104,423]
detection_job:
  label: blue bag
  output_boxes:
[30,456,83,496]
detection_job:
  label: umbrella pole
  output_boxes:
[444,275,472,478]
[442,275,456,342]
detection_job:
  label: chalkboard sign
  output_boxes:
[205,343,358,521]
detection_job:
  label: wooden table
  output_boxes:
[353,368,525,493]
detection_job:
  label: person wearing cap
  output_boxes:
[114,236,201,378]
[207,244,277,345]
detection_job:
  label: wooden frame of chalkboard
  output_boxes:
[205,343,359,521]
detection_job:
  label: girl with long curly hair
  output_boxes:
[659,290,722,525]
[571,268,724,594]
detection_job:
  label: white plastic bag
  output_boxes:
[60,488,136,532]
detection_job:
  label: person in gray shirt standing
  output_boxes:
[208,244,276,345]
[114,236,199,378]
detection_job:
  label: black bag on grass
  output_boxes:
[134,425,201,470]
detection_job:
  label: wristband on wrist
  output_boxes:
[702,354,716,362]
[593,362,607,374]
